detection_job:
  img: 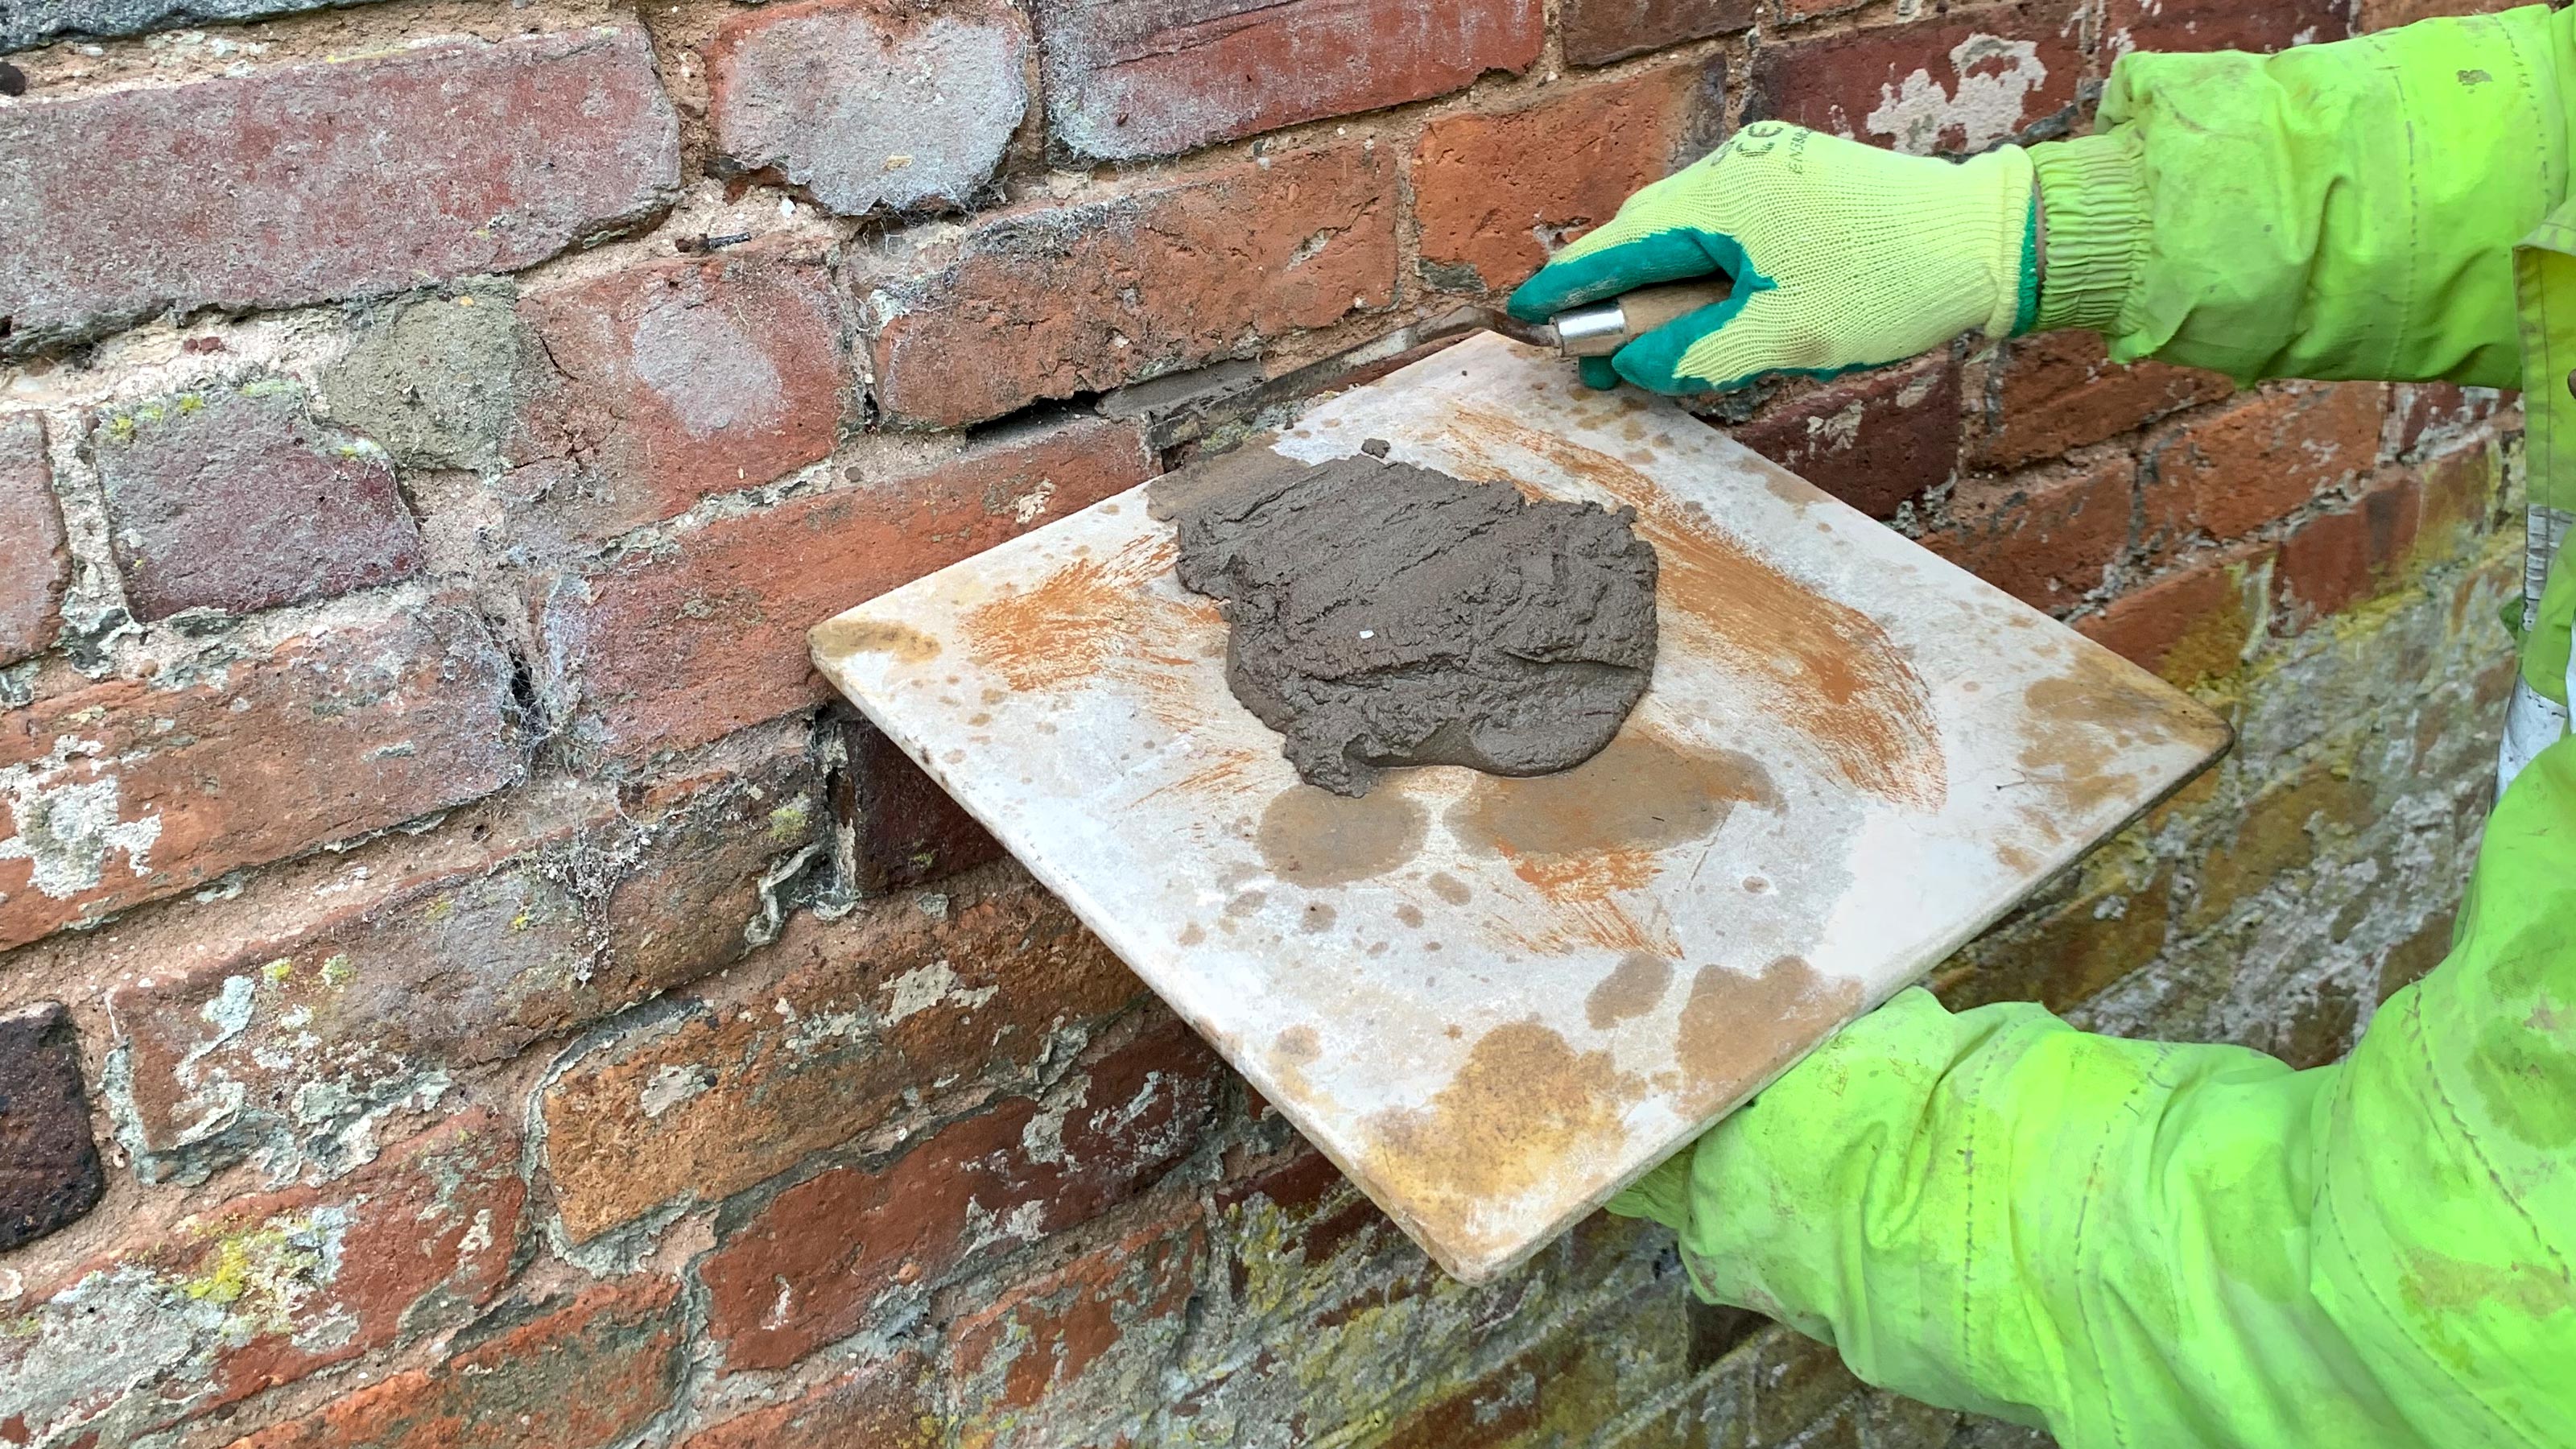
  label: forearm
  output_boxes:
[1613,989,2404,1445]
[2029,6,2572,386]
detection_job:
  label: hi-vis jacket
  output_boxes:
[1614,10,2576,1445]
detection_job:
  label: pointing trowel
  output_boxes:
[1488,277,1736,357]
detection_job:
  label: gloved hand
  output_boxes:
[1506,122,2041,394]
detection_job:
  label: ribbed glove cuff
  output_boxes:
[2031,133,2150,334]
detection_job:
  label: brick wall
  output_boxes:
[0,0,2522,1443]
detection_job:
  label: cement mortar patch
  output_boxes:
[320,281,526,472]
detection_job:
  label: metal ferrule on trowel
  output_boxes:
[1486,277,1736,357]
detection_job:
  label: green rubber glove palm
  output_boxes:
[1507,122,2041,394]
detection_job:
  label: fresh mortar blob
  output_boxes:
[1161,445,1659,797]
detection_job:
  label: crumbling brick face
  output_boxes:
[0,0,2524,1443]
[0,414,67,665]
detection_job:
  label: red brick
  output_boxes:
[0,604,522,951]
[0,414,66,665]
[1745,0,2083,156]
[835,709,1004,894]
[535,417,1152,758]
[864,146,1396,428]
[1726,356,1960,518]
[710,0,1028,217]
[2275,469,2421,628]
[676,1352,939,1449]
[699,1016,1222,1371]
[2077,547,2267,688]
[1411,60,1719,295]
[2356,0,2516,29]
[2107,0,2348,57]
[1377,1281,1684,1449]
[226,1278,684,1449]
[1563,0,1756,66]
[93,381,423,621]
[0,1003,101,1251]
[950,1207,1205,1427]
[506,237,848,543]
[2390,381,2506,460]
[1969,331,2235,470]
[2140,382,2384,547]
[540,865,1143,1241]
[0,1112,521,1447]
[1037,0,1541,159]
[0,28,679,354]
[1929,453,2135,612]
[86,729,818,1182]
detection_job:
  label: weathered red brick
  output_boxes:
[2390,381,2507,460]
[1563,0,1756,66]
[699,1015,1221,1371]
[1745,0,2083,155]
[1726,356,1960,518]
[709,0,1028,217]
[540,865,1141,1241]
[2107,0,2348,57]
[0,1112,521,1448]
[1377,1280,1685,1449]
[1929,453,2136,612]
[506,236,848,543]
[2140,383,2384,547]
[1969,330,2235,470]
[93,381,424,621]
[0,414,66,666]
[2275,469,2422,628]
[950,1206,1206,1423]
[835,709,1004,895]
[676,1352,940,1449]
[535,417,1152,758]
[2077,547,2268,688]
[1037,0,1541,159]
[0,604,522,951]
[0,1002,101,1251]
[1411,60,1719,294]
[864,146,1396,428]
[2356,0,2517,30]
[87,728,818,1182]
[0,28,679,354]
[226,1278,684,1449]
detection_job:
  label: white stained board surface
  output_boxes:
[811,332,2230,1282]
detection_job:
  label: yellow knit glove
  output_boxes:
[1507,122,2039,394]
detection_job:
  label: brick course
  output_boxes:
[862,146,1397,427]
[535,417,1152,757]
[0,414,67,665]
[1038,0,1542,159]
[0,27,679,353]
[0,604,522,949]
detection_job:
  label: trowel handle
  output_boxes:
[1552,278,1736,357]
